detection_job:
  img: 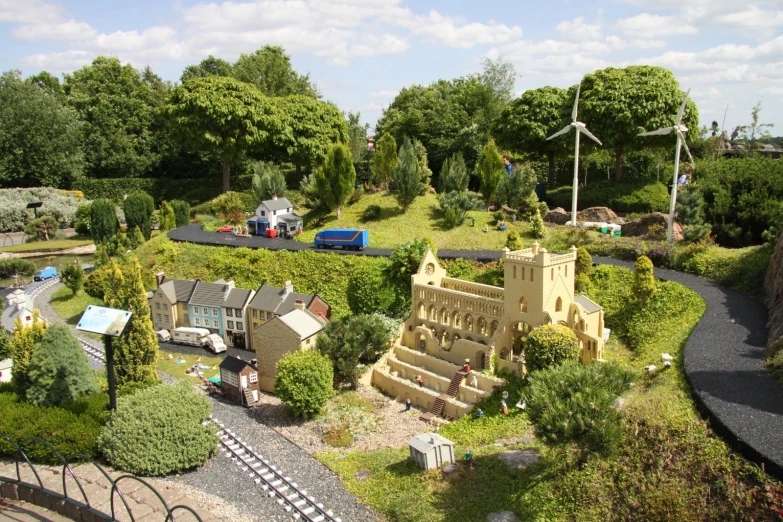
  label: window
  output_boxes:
[273,210,277,215]
[521,267,525,280]
[252,309,258,319]
[513,266,516,279]
[237,322,243,331]
[156,313,162,322]
[155,302,160,309]
[226,308,233,317]
[519,297,527,313]
[202,307,208,315]
[213,320,219,328]
[235,309,242,318]
[158,292,162,299]
[249,372,258,383]
[253,322,259,330]
[163,304,168,311]
[212,308,218,316]
[184,314,189,323]
[195,317,200,325]
[164,314,169,323]
[260,210,265,216]
[306,338,311,344]
[227,320,234,329]
[555,297,562,312]
[531,269,534,282]
[221,370,238,387]
[266,311,273,320]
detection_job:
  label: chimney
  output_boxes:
[294,299,305,311]
[155,270,165,287]
[225,278,235,289]
[272,194,278,200]
[283,280,293,296]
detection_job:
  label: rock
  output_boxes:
[765,232,783,344]
[519,436,534,445]
[621,212,682,240]
[545,207,571,225]
[579,206,624,224]
[487,511,521,522]
[355,470,371,481]
[498,449,539,470]
[441,464,459,476]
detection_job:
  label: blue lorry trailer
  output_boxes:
[33,266,57,281]
[314,229,369,250]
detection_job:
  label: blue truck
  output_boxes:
[314,229,369,251]
[33,266,57,281]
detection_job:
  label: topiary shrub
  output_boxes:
[26,324,98,406]
[346,261,401,317]
[361,204,382,222]
[275,350,333,419]
[124,191,154,240]
[90,198,118,244]
[97,381,216,476]
[170,199,191,227]
[530,207,545,239]
[506,230,523,250]
[524,324,579,372]
[633,255,657,306]
[575,247,592,292]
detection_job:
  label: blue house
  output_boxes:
[188,281,229,336]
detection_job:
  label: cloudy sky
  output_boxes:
[1,0,781,134]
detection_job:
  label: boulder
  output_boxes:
[765,232,783,344]
[441,464,459,476]
[487,512,521,522]
[545,207,571,225]
[579,206,624,225]
[621,212,683,240]
[498,449,539,470]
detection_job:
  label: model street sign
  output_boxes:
[77,305,132,337]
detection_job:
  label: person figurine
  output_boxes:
[405,397,412,411]
[416,375,424,387]
[502,391,509,406]
[501,400,509,415]
[463,359,471,373]
[471,217,476,227]
[474,408,484,419]
[483,225,489,233]
[469,374,478,388]
[503,155,514,175]
[464,449,475,468]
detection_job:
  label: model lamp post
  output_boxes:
[77,305,132,410]
[25,201,43,219]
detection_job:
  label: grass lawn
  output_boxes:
[50,286,104,340]
[156,352,222,381]
[0,237,93,253]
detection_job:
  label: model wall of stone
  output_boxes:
[253,319,311,393]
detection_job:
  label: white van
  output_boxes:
[156,329,171,342]
[205,333,227,354]
[172,327,210,347]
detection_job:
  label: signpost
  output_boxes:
[77,305,132,410]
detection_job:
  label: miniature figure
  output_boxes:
[474,408,484,419]
[501,400,509,415]
[416,375,424,387]
[464,449,475,468]
[406,397,412,411]
[462,359,471,373]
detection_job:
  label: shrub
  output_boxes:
[74,203,91,235]
[124,191,154,240]
[60,263,83,295]
[158,201,176,231]
[169,199,191,227]
[386,238,436,292]
[128,225,145,249]
[26,324,98,406]
[530,207,545,239]
[524,324,579,372]
[274,350,333,419]
[493,210,505,224]
[25,216,59,241]
[506,230,523,250]
[97,381,216,476]
[633,255,657,306]
[90,199,118,244]
[361,204,382,222]
[438,191,483,228]
[548,180,669,214]
[445,258,475,280]
[0,187,89,232]
[347,262,401,317]
[250,162,287,203]
[10,313,47,396]
[526,361,635,457]
[0,258,35,278]
[575,247,592,291]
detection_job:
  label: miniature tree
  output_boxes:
[26,324,98,406]
[530,208,545,239]
[25,216,59,241]
[90,198,118,244]
[169,200,191,228]
[371,133,397,188]
[315,143,356,220]
[128,225,145,249]
[60,263,84,295]
[575,247,592,292]
[633,255,657,306]
[94,244,110,267]
[158,201,176,232]
[0,328,10,361]
[438,152,470,194]
[414,139,432,194]
[124,191,154,240]
[391,137,422,212]
[676,187,711,243]
[477,139,505,207]
[274,350,333,419]
[250,161,287,203]
[10,312,47,395]
[524,324,579,372]
[506,230,524,250]
[213,192,245,225]
[438,191,483,228]
[386,238,436,293]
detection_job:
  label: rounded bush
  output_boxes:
[275,350,333,419]
[362,204,382,221]
[97,381,216,476]
[524,324,579,372]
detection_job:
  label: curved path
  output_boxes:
[169,225,783,479]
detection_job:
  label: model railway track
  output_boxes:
[79,339,106,362]
[27,276,60,298]
[210,417,342,522]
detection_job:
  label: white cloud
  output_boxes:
[0,0,62,24]
[760,85,783,95]
[396,9,522,49]
[13,19,97,42]
[556,16,602,41]
[615,13,698,38]
[19,49,94,71]
[368,89,400,99]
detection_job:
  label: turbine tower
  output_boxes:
[546,83,602,227]
[638,88,694,242]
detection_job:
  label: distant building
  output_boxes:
[246,196,303,235]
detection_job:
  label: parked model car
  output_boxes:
[314,228,369,250]
[217,225,233,233]
[156,329,171,342]
[205,333,227,353]
[33,266,57,281]
[171,327,211,347]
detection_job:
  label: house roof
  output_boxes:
[1,303,32,334]
[248,283,315,315]
[575,295,602,314]
[157,278,198,304]
[408,433,454,453]
[259,197,293,212]
[219,355,253,374]
[189,281,228,307]
[277,213,302,223]
[278,308,325,339]
[225,287,253,309]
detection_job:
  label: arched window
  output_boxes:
[429,305,437,321]
[521,267,525,280]
[519,297,527,313]
[489,320,498,337]
[499,348,509,360]
[555,297,562,312]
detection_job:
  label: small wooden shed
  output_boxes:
[219,356,259,407]
[407,433,455,470]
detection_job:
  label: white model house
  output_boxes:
[247,196,303,235]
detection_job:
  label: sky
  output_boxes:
[1,0,782,135]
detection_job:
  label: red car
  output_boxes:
[217,225,233,233]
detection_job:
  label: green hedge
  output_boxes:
[547,180,669,213]
[74,178,221,205]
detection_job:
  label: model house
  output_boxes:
[408,433,455,470]
[218,356,259,406]
[253,301,327,392]
[215,279,254,350]
[372,242,605,420]
[1,288,44,335]
[150,271,197,332]
[246,281,330,350]
[246,196,303,235]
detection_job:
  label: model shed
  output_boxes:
[219,356,259,407]
[407,433,455,470]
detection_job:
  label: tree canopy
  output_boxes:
[232,45,320,98]
[315,143,356,220]
[180,55,233,83]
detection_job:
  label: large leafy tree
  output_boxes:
[493,86,570,188]
[232,45,320,98]
[391,137,421,212]
[166,76,283,192]
[26,71,64,98]
[271,95,348,179]
[314,143,356,220]
[0,71,85,188]
[371,133,397,188]
[64,57,159,179]
[274,350,333,419]
[180,55,233,83]
[476,139,505,206]
[580,66,699,181]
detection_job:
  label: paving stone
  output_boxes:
[487,510,521,522]
[498,449,540,470]
[1,482,19,500]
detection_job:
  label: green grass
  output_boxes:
[0,237,93,253]
[50,286,104,340]
[156,352,222,380]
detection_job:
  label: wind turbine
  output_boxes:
[547,83,602,227]
[638,88,694,242]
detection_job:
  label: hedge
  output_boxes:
[0,187,90,232]
[547,180,669,213]
[73,178,221,205]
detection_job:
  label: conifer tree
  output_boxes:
[575,247,592,292]
[128,226,145,249]
[477,139,505,206]
[124,191,154,240]
[676,187,711,243]
[90,199,118,244]
[315,143,356,220]
[371,133,397,189]
[438,152,470,194]
[94,244,110,267]
[414,139,432,194]
[633,255,657,306]
[531,208,545,239]
[158,201,176,232]
[10,312,47,395]
[391,137,422,212]
[505,230,524,250]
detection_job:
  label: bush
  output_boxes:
[84,265,110,300]
[524,324,579,372]
[124,191,154,240]
[60,263,83,295]
[505,230,524,250]
[633,255,657,306]
[90,199,118,244]
[361,204,382,222]
[73,178,218,205]
[0,258,35,278]
[0,187,89,232]
[274,350,333,419]
[250,162,287,203]
[74,203,91,235]
[530,208,545,239]
[97,381,216,476]
[25,216,59,241]
[445,258,475,280]
[26,324,98,406]
[527,361,635,457]
[386,238,436,293]
[575,247,592,292]
[438,191,483,228]
[170,199,191,227]
[548,180,669,213]
[347,261,401,317]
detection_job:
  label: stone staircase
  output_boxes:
[420,370,468,422]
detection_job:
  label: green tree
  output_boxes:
[128,226,145,249]
[493,86,569,188]
[180,55,233,83]
[633,255,657,306]
[232,45,320,98]
[0,70,85,188]
[346,112,371,185]
[158,201,176,232]
[314,143,356,220]
[391,137,421,212]
[250,162,287,203]
[477,139,505,206]
[274,350,333,419]
[94,244,110,267]
[506,230,524,250]
[498,163,537,209]
[438,153,470,193]
[580,66,699,180]
[103,260,159,385]
[25,216,59,241]
[64,57,159,179]
[25,324,98,406]
[61,264,84,295]
[676,187,711,243]
[166,76,283,192]
[386,238,436,292]
[317,314,393,389]
[414,139,433,193]
[169,200,191,228]
[75,203,92,235]
[524,324,579,372]
[90,199,118,244]
[124,191,154,240]
[531,208,545,239]
[438,191,483,228]
[0,329,10,361]
[575,247,592,292]
[371,133,398,188]
[10,312,47,395]
[26,71,64,97]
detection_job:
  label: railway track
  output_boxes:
[210,417,342,522]
[79,338,106,362]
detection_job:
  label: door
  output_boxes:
[240,375,247,390]
[233,332,246,350]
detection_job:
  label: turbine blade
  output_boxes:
[579,126,602,146]
[676,88,691,125]
[547,125,573,141]
[638,127,674,137]
[572,83,581,122]
[679,131,695,164]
